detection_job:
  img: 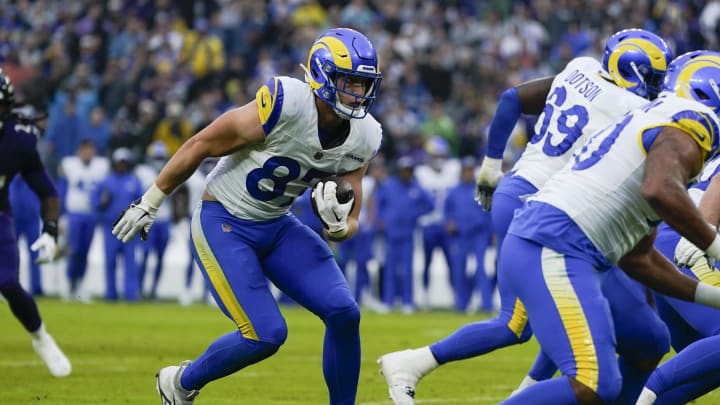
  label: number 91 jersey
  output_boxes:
[530,94,720,263]
[513,57,648,189]
[206,76,382,220]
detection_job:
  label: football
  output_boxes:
[324,175,354,204]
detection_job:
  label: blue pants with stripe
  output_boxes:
[182,201,360,404]
[500,235,621,403]
[430,174,668,399]
[643,227,720,402]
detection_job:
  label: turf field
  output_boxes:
[2,299,719,404]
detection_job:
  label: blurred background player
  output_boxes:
[375,156,434,313]
[92,147,143,302]
[0,70,70,377]
[9,176,42,296]
[134,141,172,300]
[336,158,386,310]
[414,136,459,308]
[112,27,382,404]
[443,156,494,313]
[57,139,109,301]
[175,157,216,306]
[379,28,674,405]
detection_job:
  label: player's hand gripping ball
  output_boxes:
[312,176,355,237]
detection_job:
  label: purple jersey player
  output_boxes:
[0,70,70,377]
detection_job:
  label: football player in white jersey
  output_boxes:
[379,29,673,404]
[496,52,720,404]
[58,139,109,299]
[414,136,460,308]
[112,28,382,405]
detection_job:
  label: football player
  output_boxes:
[0,70,71,377]
[495,50,720,404]
[379,29,673,404]
[112,28,382,405]
[635,52,720,403]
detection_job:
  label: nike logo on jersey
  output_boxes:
[260,94,267,108]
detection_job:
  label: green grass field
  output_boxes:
[2,299,719,404]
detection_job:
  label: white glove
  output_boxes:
[312,180,354,238]
[674,237,706,268]
[30,232,58,264]
[112,184,166,243]
[474,157,504,211]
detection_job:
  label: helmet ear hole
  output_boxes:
[694,89,711,101]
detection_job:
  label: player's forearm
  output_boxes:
[40,197,61,223]
[642,177,716,251]
[154,137,207,195]
[619,248,697,302]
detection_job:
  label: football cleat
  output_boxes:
[378,347,439,405]
[156,360,200,405]
[32,334,71,377]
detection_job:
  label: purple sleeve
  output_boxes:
[21,149,59,200]
[486,87,522,159]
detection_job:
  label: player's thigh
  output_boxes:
[263,216,356,318]
[601,267,669,358]
[504,236,618,392]
[0,215,19,285]
[190,206,283,342]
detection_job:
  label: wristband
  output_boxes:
[143,183,167,209]
[694,282,720,309]
[706,234,720,261]
[42,220,58,240]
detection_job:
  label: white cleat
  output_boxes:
[378,347,439,405]
[32,334,71,377]
[156,360,200,405]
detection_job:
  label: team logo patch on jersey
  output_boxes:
[256,77,284,134]
[221,223,231,233]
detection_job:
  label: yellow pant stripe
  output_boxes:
[191,206,259,340]
[507,298,528,338]
[541,247,599,391]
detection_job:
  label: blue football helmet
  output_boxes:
[303,28,382,119]
[663,50,720,116]
[601,29,673,99]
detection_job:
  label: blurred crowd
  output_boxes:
[3,0,720,310]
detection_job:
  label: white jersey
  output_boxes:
[531,94,720,263]
[415,159,460,226]
[134,163,171,221]
[207,76,382,220]
[60,156,109,214]
[513,57,649,189]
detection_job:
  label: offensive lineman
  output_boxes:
[379,29,673,404]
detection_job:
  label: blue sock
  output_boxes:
[646,335,720,397]
[430,318,525,364]
[500,377,578,405]
[615,356,654,405]
[322,306,361,405]
[655,371,720,404]
[181,331,280,390]
[528,351,557,381]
